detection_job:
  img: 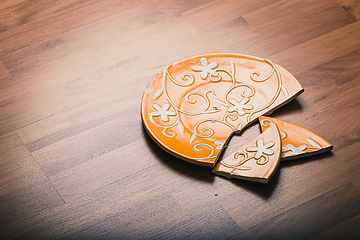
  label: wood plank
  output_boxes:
[0,45,161,135]
[225,141,360,229]
[16,85,142,152]
[0,0,216,56]
[182,0,280,30]
[291,74,360,150]
[6,140,355,239]
[269,20,360,75]
[352,175,360,191]
[48,139,159,202]
[0,0,217,75]
[337,0,360,20]
[229,183,360,239]
[1,10,147,75]
[0,0,150,55]
[0,15,256,135]
[296,49,360,88]
[221,0,356,58]
[242,0,349,30]
[0,16,202,135]
[0,0,26,11]
[0,132,64,225]
[0,59,10,81]
[2,162,238,239]
[62,200,241,239]
[0,0,93,32]
[309,214,360,240]
[29,106,143,177]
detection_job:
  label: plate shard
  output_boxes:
[212,123,281,183]
[259,116,333,161]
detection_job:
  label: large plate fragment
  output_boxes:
[141,53,303,166]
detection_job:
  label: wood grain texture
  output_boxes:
[229,183,360,240]
[0,59,10,80]
[0,0,27,11]
[1,0,360,239]
[0,132,64,226]
[338,0,360,19]
[222,0,357,57]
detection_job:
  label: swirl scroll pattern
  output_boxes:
[141,53,304,165]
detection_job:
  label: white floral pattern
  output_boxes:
[284,144,307,157]
[144,55,290,161]
[214,140,225,151]
[192,57,219,79]
[150,103,176,122]
[227,98,253,115]
[246,139,274,159]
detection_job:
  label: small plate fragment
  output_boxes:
[212,123,281,183]
[259,116,333,161]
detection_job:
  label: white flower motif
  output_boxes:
[227,98,253,115]
[192,57,219,79]
[246,139,275,159]
[214,140,225,151]
[150,103,176,122]
[284,144,307,157]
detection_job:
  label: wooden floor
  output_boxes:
[1,0,360,239]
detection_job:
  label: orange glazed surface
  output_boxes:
[213,122,281,183]
[259,116,333,160]
[141,53,303,166]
